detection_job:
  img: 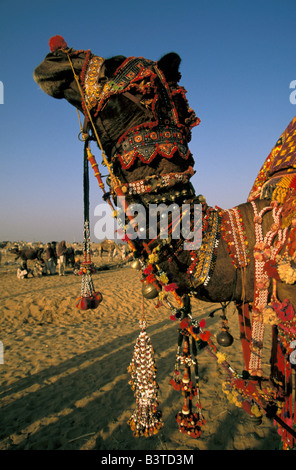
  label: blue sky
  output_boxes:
[0,0,296,242]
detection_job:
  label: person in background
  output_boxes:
[45,242,56,275]
[57,240,67,276]
[17,260,33,279]
[17,260,28,279]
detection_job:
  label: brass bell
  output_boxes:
[197,194,206,204]
[131,259,141,270]
[247,414,262,425]
[142,281,159,299]
[216,330,234,347]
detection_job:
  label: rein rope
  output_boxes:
[67,51,142,257]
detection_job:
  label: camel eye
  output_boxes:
[46,50,64,60]
[55,50,67,57]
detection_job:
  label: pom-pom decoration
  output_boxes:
[49,35,68,52]
[76,291,103,310]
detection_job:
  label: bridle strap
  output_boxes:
[66,51,143,254]
[66,52,113,175]
[122,91,153,119]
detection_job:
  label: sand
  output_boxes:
[0,250,282,451]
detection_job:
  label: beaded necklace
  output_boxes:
[187,207,221,287]
[249,201,288,376]
[220,207,250,269]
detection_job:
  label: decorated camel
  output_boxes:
[34,36,296,447]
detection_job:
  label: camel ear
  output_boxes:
[104,55,126,77]
[157,52,181,82]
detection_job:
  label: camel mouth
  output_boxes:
[33,60,75,98]
[33,62,70,83]
[33,69,70,99]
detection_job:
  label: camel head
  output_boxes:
[34,36,99,109]
[34,36,200,212]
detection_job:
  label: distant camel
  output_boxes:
[97,239,119,259]
[10,246,44,262]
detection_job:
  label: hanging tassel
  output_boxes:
[76,220,103,310]
[76,140,102,310]
[127,319,164,437]
[171,333,206,438]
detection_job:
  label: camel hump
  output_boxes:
[248,116,296,203]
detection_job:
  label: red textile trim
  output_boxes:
[117,120,159,147]
[171,86,201,130]
[118,144,192,170]
[237,303,252,370]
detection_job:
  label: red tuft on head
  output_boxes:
[49,35,68,52]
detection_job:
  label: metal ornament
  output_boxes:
[142,281,159,299]
[216,330,234,347]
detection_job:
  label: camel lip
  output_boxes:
[33,69,57,86]
[33,69,66,84]
[33,69,70,99]
[33,69,43,85]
